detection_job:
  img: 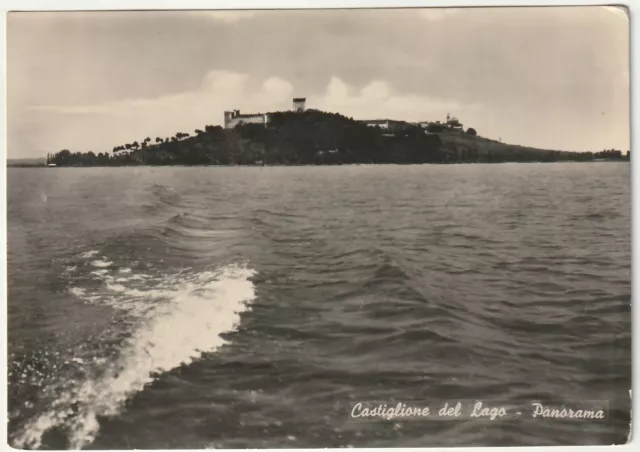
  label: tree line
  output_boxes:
[593,149,629,160]
[45,110,630,167]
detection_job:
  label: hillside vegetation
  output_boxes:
[45,110,626,167]
[437,133,593,163]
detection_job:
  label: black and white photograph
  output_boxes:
[4,4,632,449]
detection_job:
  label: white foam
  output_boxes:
[14,263,256,450]
[79,250,99,258]
[118,268,132,274]
[69,287,86,298]
[90,259,113,268]
[106,283,127,293]
[91,269,109,276]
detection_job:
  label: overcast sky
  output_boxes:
[7,6,629,158]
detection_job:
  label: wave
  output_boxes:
[90,258,113,268]
[142,184,186,216]
[12,258,257,450]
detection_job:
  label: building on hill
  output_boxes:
[445,113,464,132]
[419,113,464,134]
[293,97,306,112]
[224,97,307,128]
[361,119,391,129]
[359,119,409,132]
[224,109,269,129]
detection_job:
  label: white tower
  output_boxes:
[293,97,306,112]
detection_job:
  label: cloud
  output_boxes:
[24,71,479,153]
[263,77,295,99]
[316,77,478,121]
[201,70,250,96]
[7,7,630,156]
[22,71,301,153]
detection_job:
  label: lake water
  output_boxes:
[7,163,631,448]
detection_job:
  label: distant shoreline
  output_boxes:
[35,110,630,168]
[8,160,630,169]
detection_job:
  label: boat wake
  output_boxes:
[12,253,257,449]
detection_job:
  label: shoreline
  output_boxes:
[8,160,630,169]
[41,111,626,168]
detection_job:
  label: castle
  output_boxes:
[223,110,269,129]
[418,113,464,133]
[224,97,306,129]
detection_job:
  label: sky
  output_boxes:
[7,6,630,158]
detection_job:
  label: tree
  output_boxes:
[55,149,72,165]
[426,123,444,133]
[40,109,598,167]
[466,128,477,136]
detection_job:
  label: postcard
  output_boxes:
[5,5,631,449]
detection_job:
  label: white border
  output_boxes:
[0,1,636,452]
[0,0,636,9]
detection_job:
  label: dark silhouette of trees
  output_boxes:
[594,149,624,160]
[46,110,623,167]
[426,123,444,133]
[56,149,71,165]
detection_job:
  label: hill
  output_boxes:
[44,110,622,167]
[7,158,47,167]
[436,133,593,163]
